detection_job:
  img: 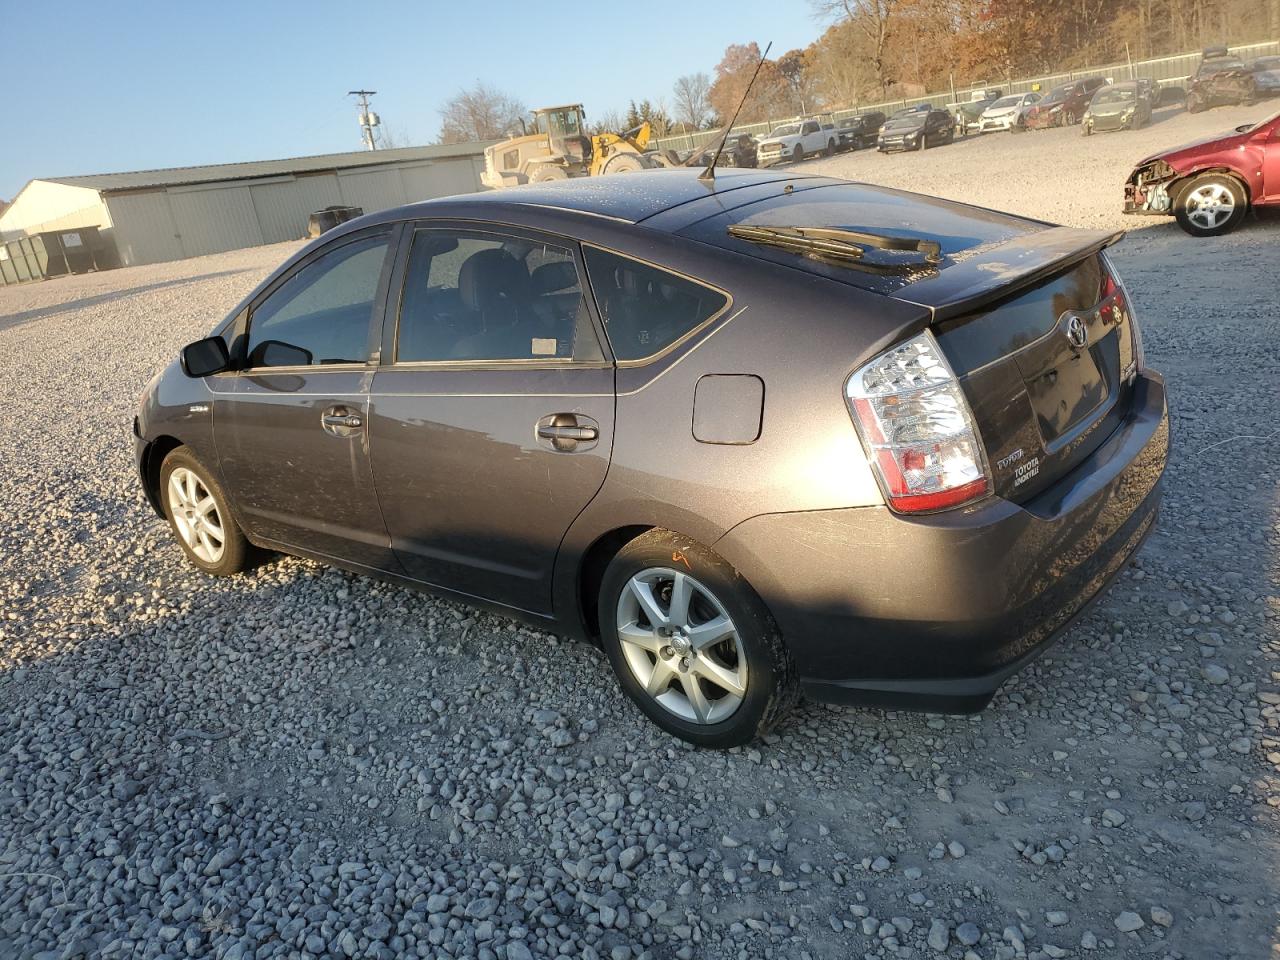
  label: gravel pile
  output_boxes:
[2,103,1279,958]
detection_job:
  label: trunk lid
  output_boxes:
[670,182,1136,501]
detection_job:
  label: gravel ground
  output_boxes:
[2,102,1279,960]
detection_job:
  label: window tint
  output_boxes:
[246,235,389,367]
[396,229,602,363]
[583,248,728,362]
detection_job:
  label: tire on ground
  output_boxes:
[1172,172,1248,237]
[528,164,569,183]
[602,153,646,174]
[159,446,252,576]
[598,529,798,748]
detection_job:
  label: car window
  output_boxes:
[245,234,390,367]
[395,229,603,363]
[584,248,728,362]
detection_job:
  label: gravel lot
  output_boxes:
[2,102,1279,960]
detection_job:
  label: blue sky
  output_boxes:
[2,0,821,200]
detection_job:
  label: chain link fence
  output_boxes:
[651,39,1280,154]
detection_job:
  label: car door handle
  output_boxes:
[322,413,362,428]
[536,414,600,451]
[537,424,597,442]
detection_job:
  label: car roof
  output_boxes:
[370,169,835,229]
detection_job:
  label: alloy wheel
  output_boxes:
[1185,183,1236,231]
[167,466,225,564]
[615,567,747,724]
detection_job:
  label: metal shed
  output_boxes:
[0,142,490,268]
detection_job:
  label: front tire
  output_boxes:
[598,530,797,747]
[792,145,804,163]
[1173,173,1247,237]
[160,447,251,576]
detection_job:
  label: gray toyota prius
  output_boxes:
[134,168,1168,747]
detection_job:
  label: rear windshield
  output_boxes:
[676,182,1036,296]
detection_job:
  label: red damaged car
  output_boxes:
[1124,108,1280,236]
[1023,77,1109,128]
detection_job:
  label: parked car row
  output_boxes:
[668,46,1279,170]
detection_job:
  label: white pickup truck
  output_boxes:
[756,119,837,166]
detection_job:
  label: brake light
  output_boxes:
[1100,254,1143,370]
[845,331,991,514]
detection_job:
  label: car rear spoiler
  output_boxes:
[893,226,1125,321]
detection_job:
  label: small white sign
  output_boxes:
[531,338,558,356]
[62,232,83,248]
[0,246,9,261]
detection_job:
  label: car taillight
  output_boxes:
[845,331,991,514]
[1100,253,1144,370]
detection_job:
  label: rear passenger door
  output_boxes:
[367,223,614,615]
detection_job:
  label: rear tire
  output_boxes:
[826,138,836,156]
[528,164,568,183]
[1173,173,1247,237]
[598,530,797,748]
[602,153,645,174]
[160,447,251,576]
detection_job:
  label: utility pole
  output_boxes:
[348,90,380,150]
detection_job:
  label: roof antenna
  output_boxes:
[700,41,773,183]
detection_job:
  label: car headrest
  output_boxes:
[530,261,578,295]
[458,249,529,322]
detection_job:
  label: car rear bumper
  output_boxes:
[715,370,1168,713]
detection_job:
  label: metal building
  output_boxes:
[0,143,488,268]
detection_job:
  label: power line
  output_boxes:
[347,90,381,150]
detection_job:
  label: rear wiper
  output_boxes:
[727,225,943,268]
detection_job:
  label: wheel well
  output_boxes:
[576,525,653,645]
[142,435,183,516]
[1174,167,1252,203]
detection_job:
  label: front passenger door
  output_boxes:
[212,228,398,570]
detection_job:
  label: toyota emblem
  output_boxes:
[1065,314,1089,351]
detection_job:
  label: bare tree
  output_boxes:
[672,73,712,129]
[812,0,898,95]
[438,82,528,144]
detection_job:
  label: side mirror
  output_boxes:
[181,336,231,377]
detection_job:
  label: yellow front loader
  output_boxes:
[481,104,672,189]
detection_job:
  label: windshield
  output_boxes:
[770,124,800,138]
[1093,87,1136,104]
[1255,57,1280,70]
[989,95,1021,109]
[1199,57,1244,75]
[1044,84,1074,101]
